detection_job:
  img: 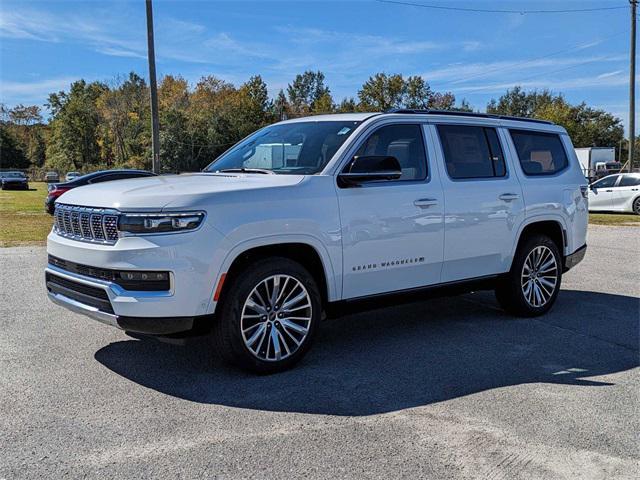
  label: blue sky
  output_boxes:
[0,0,635,129]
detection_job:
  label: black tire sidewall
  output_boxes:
[498,235,563,317]
[215,257,321,374]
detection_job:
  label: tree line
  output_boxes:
[0,71,628,174]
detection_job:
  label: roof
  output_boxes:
[278,113,380,123]
[277,110,559,128]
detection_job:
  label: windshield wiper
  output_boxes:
[217,168,275,175]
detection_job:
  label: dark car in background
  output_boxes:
[0,171,29,190]
[45,169,156,214]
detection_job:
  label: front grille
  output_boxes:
[55,204,119,244]
[46,272,114,314]
[48,255,171,291]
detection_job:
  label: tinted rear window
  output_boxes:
[510,130,568,176]
[437,125,506,179]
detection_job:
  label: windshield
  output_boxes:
[1,172,25,178]
[205,121,361,175]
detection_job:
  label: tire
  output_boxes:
[212,257,321,374]
[495,234,562,317]
[633,197,640,215]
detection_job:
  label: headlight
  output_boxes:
[118,211,206,235]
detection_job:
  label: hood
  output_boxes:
[56,173,305,210]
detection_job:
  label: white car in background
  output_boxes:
[588,173,640,215]
[65,171,81,182]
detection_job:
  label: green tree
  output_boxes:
[487,87,623,148]
[2,104,46,167]
[46,79,107,171]
[287,71,330,115]
[272,89,290,120]
[337,97,357,113]
[486,86,555,117]
[358,73,406,111]
[0,125,29,169]
[96,73,150,168]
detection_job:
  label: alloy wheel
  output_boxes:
[240,274,312,362]
[521,245,558,308]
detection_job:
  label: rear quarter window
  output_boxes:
[509,130,569,176]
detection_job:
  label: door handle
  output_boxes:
[605,189,613,192]
[498,193,520,201]
[414,198,438,208]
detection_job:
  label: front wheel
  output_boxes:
[212,257,321,374]
[633,197,640,215]
[495,234,562,317]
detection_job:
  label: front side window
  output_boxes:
[591,175,619,188]
[619,175,640,187]
[353,124,427,181]
[510,130,569,176]
[205,121,360,175]
[436,125,506,179]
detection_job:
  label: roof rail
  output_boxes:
[385,108,554,125]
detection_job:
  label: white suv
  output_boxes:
[46,110,588,373]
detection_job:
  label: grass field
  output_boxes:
[0,183,638,247]
[0,182,53,247]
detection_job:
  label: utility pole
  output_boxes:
[629,0,637,173]
[146,0,160,174]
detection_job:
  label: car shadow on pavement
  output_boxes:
[95,289,639,416]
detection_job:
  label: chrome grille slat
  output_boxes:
[53,204,119,245]
[80,213,92,237]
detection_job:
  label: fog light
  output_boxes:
[114,271,170,291]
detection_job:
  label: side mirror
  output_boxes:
[589,184,596,191]
[338,155,402,186]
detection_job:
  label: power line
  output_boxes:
[375,0,628,14]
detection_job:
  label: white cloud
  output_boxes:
[0,7,145,58]
[423,55,626,84]
[0,77,80,102]
[455,71,634,95]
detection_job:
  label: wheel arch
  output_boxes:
[511,217,567,265]
[210,236,337,313]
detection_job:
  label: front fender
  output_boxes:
[206,233,340,314]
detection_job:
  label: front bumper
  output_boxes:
[46,225,225,333]
[2,181,28,189]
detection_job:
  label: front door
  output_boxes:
[337,123,444,299]
[431,123,525,282]
[589,175,619,211]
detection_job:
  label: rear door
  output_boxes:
[612,174,640,211]
[430,123,525,282]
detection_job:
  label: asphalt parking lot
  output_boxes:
[0,226,638,479]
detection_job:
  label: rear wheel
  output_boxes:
[495,234,562,317]
[633,197,640,215]
[212,257,321,374]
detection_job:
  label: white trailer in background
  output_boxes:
[575,147,619,181]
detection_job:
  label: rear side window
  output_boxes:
[619,175,640,187]
[436,125,506,179]
[510,130,568,176]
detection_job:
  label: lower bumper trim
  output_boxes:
[48,290,212,336]
[48,291,119,328]
[564,244,587,271]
